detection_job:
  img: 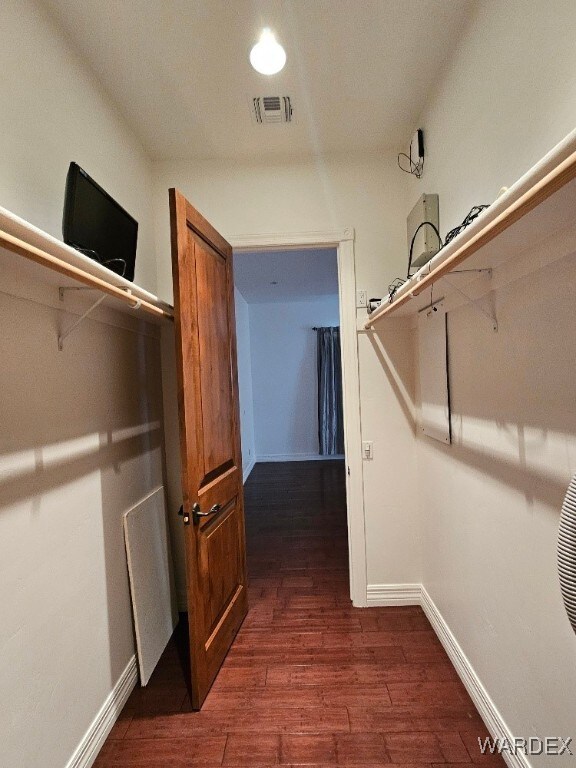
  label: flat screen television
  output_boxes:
[63,162,138,281]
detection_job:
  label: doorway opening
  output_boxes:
[233,245,350,596]
[230,229,365,607]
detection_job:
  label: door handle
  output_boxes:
[192,502,221,524]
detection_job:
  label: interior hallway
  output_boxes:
[94,461,502,766]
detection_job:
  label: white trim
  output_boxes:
[231,228,354,251]
[242,456,256,482]
[364,584,530,768]
[256,453,344,463]
[337,236,367,608]
[66,655,138,768]
[366,583,421,606]
[230,228,367,609]
[421,587,530,768]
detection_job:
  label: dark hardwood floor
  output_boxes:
[95,460,502,767]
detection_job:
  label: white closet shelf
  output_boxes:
[365,130,576,329]
[0,205,173,323]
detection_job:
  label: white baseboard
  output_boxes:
[66,655,138,768]
[243,456,256,483]
[420,587,530,768]
[366,583,421,606]
[365,583,529,768]
[256,453,345,462]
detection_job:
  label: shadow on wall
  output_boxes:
[440,267,576,514]
[361,326,418,434]
[0,292,168,765]
[364,257,576,516]
[99,329,169,686]
[0,428,162,510]
[424,435,571,515]
[445,254,576,431]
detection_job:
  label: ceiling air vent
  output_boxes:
[252,96,293,124]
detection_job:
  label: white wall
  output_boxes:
[234,288,256,478]
[0,0,157,294]
[0,1,166,766]
[409,0,576,762]
[249,297,340,462]
[153,153,421,591]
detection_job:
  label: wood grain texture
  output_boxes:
[193,229,234,475]
[94,461,504,768]
[169,189,247,710]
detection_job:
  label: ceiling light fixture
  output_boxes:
[250,28,286,75]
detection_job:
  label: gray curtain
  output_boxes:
[316,327,344,455]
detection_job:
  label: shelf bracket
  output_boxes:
[58,293,107,350]
[59,286,100,301]
[57,286,144,349]
[443,277,498,332]
[450,268,493,276]
[418,297,446,317]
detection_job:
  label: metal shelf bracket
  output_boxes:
[58,290,106,350]
[450,268,493,276]
[443,274,498,332]
[57,286,143,350]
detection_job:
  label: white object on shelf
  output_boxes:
[407,193,440,271]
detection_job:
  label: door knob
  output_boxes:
[192,502,221,524]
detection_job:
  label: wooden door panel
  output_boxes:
[204,502,243,631]
[169,189,248,709]
[174,230,202,495]
[197,465,239,511]
[193,230,235,479]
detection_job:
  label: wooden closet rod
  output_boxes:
[0,228,173,320]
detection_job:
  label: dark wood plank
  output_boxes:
[93,460,504,768]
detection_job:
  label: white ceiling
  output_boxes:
[234,248,338,303]
[41,0,476,161]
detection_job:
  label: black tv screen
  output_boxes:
[63,162,138,281]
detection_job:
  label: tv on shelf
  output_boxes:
[62,162,138,281]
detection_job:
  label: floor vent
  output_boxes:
[252,96,293,124]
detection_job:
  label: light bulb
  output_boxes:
[250,28,286,75]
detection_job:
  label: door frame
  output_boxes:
[230,227,367,608]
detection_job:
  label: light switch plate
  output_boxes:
[356,289,367,308]
[362,441,373,460]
